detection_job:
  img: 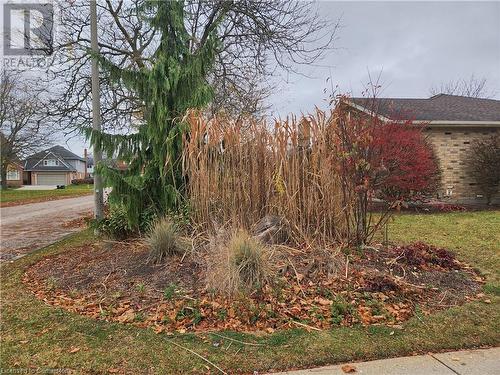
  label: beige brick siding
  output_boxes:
[425,127,499,202]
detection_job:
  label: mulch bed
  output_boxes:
[23,240,486,333]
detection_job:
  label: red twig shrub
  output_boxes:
[333,97,440,245]
[372,122,440,201]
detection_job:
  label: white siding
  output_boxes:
[67,159,86,173]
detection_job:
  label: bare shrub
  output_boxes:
[468,134,500,204]
[309,247,345,278]
[147,217,186,263]
[205,230,272,296]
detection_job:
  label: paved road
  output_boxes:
[272,347,500,375]
[0,195,93,262]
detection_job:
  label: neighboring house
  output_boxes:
[86,155,94,177]
[0,161,24,187]
[343,94,500,203]
[23,145,87,185]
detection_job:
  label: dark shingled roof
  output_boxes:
[23,145,84,171]
[349,94,500,122]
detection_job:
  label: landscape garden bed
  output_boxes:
[3,211,499,374]
[24,237,485,333]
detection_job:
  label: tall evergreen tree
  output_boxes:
[87,1,228,227]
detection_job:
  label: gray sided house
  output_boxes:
[343,94,500,203]
[23,145,87,185]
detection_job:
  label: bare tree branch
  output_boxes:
[45,0,339,133]
[430,75,496,98]
[0,70,54,189]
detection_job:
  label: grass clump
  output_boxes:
[231,231,270,288]
[163,283,179,300]
[484,283,500,296]
[331,295,354,325]
[206,230,272,296]
[146,217,186,263]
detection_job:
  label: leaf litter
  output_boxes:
[23,240,484,333]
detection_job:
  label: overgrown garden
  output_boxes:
[19,1,489,336]
[25,100,485,334]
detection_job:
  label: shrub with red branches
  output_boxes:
[333,96,440,245]
[372,122,440,201]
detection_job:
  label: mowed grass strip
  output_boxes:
[386,210,500,283]
[1,212,499,374]
[0,184,93,205]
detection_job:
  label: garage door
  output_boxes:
[36,173,67,185]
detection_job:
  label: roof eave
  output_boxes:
[343,100,500,127]
[24,168,75,172]
[419,121,500,127]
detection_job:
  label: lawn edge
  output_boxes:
[2,221,500,374]
[0,192,93,208]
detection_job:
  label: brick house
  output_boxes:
[343,94,500,203]
[23,145,87,185]
[0,161,24,187]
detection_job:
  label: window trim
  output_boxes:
[6,170,20,180]
[43,159,59,166]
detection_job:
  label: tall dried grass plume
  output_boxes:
[182,110,348,245]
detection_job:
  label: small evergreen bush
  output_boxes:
[90,204,158,239]
[91,204,134,239]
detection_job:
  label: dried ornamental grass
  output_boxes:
[230,230,271,288]
[205,229,272,296]
[146,217,186,263]
[182,110,348,245]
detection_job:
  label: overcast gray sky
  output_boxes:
[269,1,500,117]
[2,1,499,154]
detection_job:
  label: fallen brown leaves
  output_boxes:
[341,364,357,373]
[61,211,93,229]
[22,241,484,334]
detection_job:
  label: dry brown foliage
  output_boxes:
[182,110,348,245]
[146,217,187,263]
[205,229,273,296]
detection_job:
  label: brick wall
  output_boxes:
[425,127,499,202]
[3,164,23,187]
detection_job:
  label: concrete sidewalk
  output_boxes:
[271,347,499,375]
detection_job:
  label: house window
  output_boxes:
[7,170,19,180]
[43,159,60,166]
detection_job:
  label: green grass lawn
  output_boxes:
[1,211,499,373]
[0,184,93,204]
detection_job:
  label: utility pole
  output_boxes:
[90,0,104,219]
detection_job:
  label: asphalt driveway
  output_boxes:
[0,195,93,262]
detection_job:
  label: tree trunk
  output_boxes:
[1,166,8,190]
